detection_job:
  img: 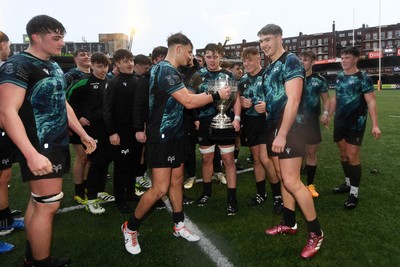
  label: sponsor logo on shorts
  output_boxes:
[121,149,130,155]
[52,164,62,173]
[167,156,175,163]
[1,158,10,165]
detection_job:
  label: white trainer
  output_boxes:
[97,192,115,202]
[121,221,141,255]
[184,177,196,189]
[86,200,105,215]
[213,172,227,185]
[173,222,200,242]
[136,176,152,188]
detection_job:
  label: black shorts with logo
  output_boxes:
[267,123,306,159]
[146,138,187,169]
[20,148,70,182]
[0,130,17,170]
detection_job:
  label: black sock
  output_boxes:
[74,183,85,197]
[25,240,33,263]
[33,256,51,267]
[341,161,350,180]
[270,182,281,198]
[307,218,322,236]
[203,182,212,197]
[227,188,236,201]
[234,149,239,160]
[306,165,317,185]
[127,215,142,231]
[172,212,184,224]
[282,207,296,227]
[348,164,361,187]
[256,180,266,197]
[0,207,13,227]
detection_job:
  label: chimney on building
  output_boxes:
[332,21,336,32]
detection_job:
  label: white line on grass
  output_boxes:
[163,198,235,267]
[389,115,400,118]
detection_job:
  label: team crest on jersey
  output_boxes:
[121,149,130,155]
[123,82,127,87]
[166,75,178,86]
[285,148,291,154]
[42,68,49,75]
[167,156,175,163]
[4,63,14,75]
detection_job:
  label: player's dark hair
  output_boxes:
[113,49,134,62]
[73,48,89,57]
[151,46,167,61]
[91,52,110,66]
[257,24,282,37]
[300,50,317,61]
[167,33,193,49]
[242,46,260,60]
[0,31,10,43]
[26,15,66,41]
[134,54,151,65]
[204,43,223,55]
[341,47,360,57]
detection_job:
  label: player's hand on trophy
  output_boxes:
[218,87,231,100]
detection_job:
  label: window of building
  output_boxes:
[341,40,347,46]
[387,40,392,47]
[292,39,297,42]
[381,32,385,39]
[293,45,296,50]
[387,31,393,38]
[357,31,362,36]
[395,30,400,37]
[365,33,371,40]
[324,55,328,60]
[373,42,378,49]
[348,32,353,37]
[300,40,305,46]
[381,41,385,47]
[395,40,400,46]
[373,32,378,39]
[318,39,322,45]
[306,40,311,46]
[365,42,371,49]
[339,33,345,37]
[323,46,328,52]
[318,47,322,53]
[285,39,290,43]
[318,55,322,61]
[312,39,317,45]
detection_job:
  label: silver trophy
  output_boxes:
[207,79,238,140]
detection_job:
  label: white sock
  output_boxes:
[350,186,359,197]
[345,177,350,186]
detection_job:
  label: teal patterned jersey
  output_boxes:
[0,52,69,154]
[189,68,233,119]
[303,72,328,118]
[238,68,265,117]
[262,52,305,127]
[146,60,186,143]
[334,71,374,131]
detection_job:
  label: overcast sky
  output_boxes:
[0,0,398,55]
